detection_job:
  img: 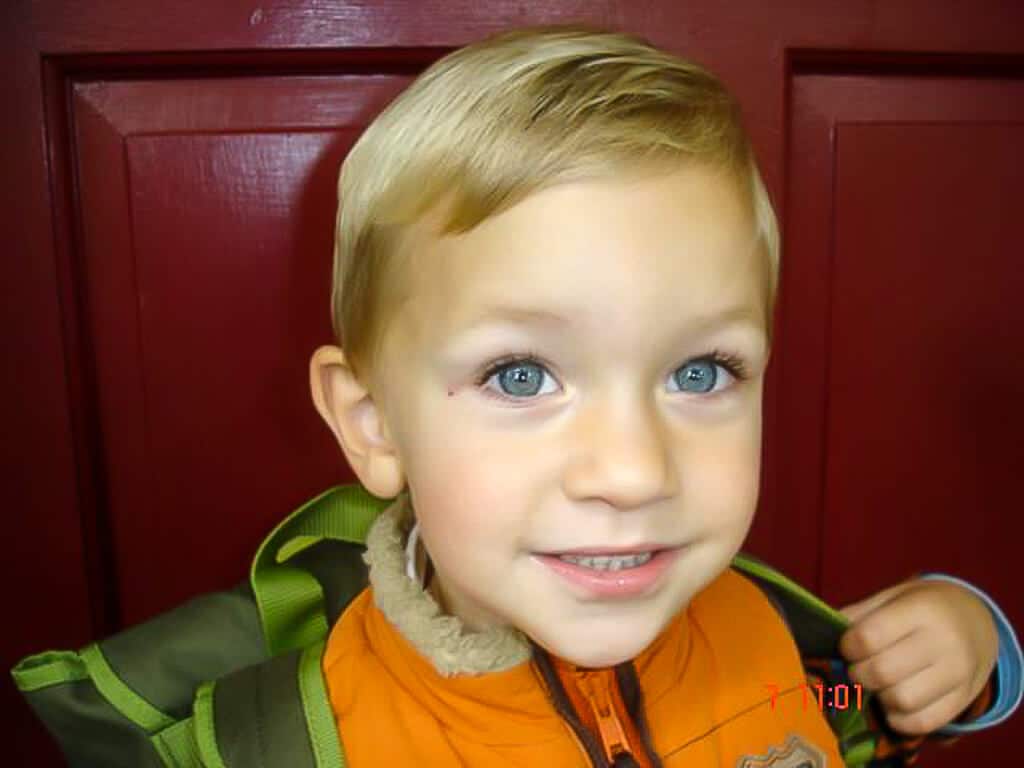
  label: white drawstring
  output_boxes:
[405,520,422,587]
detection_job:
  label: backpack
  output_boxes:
[11,484,912,767]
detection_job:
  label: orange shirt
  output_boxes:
[323,568,843,767]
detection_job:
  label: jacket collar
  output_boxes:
[362,494,532,677]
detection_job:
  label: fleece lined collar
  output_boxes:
[361,494,532,677]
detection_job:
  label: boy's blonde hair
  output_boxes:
[332,25,779,385]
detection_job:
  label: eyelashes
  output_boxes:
[474,349,549,387]
[700,350,748,380]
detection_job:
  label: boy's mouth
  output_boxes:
[534,543,678,572]
[533,547,683,596]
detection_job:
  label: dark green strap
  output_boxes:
[182,641,347,768]
[211,650,319,767]
[251,484,392,656]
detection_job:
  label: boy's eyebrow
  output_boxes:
[463,306,572,328]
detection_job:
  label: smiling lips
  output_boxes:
[534,546,684,598]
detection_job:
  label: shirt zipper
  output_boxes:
[531,643,661,768]
[574,668,650,767]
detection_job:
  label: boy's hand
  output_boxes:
[838,578,998,735]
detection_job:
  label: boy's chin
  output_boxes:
[532,619,667,668]
[563,645,646,669]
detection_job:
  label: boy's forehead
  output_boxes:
[397,167,768,338]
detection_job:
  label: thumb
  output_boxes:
[839,580,916,624]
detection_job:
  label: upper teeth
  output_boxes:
[558,552,654,570]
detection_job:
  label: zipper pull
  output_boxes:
[577,670,640,766]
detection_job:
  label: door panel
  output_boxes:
[73,75,416,625]
[783,71,1024,765]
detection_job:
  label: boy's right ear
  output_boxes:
[308,345,405,499]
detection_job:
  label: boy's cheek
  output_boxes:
[684,432,762,512]
[407,443,537,554]
[407,407,564,500]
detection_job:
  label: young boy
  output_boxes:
[308,25,1020,767]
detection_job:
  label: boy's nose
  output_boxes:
[561,398,676,511]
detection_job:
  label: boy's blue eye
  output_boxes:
[477,355,557,400]
[496,362,547,397]
[673,359,718,393]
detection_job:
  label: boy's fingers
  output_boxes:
[846,630,936,690]
[876,663,962,725]
[882,684,970,735]
[839,581,915,625]
[839,598,876,626]
[839,593,919,661]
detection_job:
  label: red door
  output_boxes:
[4,2,1023,764]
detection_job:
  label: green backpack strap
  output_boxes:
[251,484,392,657]
[731,553,849,658]
[189,483,390,766]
